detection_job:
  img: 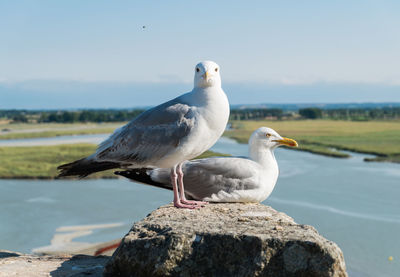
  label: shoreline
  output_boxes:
[226,134,400,163]
[226,135,381,159]
[0,123,399,180]
[0,146,396,180]
[33,223,123,257]
[1,120,399,163]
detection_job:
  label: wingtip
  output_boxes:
[57,162,72,170]
[114,170,132,177]
[55,171,70,179]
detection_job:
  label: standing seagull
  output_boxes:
[114,127,298,203]
[57,61,230,208]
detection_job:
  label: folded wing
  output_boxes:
[95,96,195,166]
[117,157,263,201]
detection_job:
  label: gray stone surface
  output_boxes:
[0,250,109,276]
[104,203,347,277]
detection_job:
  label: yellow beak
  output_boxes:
[203,71,210,81]
[273,137,298,147]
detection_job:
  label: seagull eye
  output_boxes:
[215,68,218,72]
[266,133,271,138]
[196,68,200,72]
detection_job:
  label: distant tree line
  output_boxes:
[229,109,284,120]
[323,107,400,121]
[0,109,144,123]
[0,110,33,123]
[38,110,145,123]
[298,107,400,120]
[299,108,323,119]
[1,107,400,123]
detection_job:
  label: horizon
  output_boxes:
[2,99,400,111]
[2,80,400,109]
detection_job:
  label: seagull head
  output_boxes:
[194,61,221,88]
[249,127,298,150]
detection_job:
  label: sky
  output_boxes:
[1,0,400,108]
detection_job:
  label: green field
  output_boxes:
[1,119,399,179]
[226,120,400,162]
[0,122,121,140]
[0,144,227,179]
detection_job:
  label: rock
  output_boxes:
[0,250,109,277]
[104,203,347,277]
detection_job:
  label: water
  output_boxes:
[0,136,399,276]
[269,149,400,277]
[0,178,170,252]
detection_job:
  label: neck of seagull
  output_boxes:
[249,143,278,171]
[190,85,227,106]
[193,84,221,94]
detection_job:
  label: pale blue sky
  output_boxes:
[1,1,400,107]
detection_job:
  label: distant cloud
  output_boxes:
[275,76,321,86]
[385,77,400,86]
[155,74,189,83]
[2,80,400,110]
[261,76,400,86]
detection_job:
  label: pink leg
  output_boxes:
[177,162,208,206]
[171,165,198,209]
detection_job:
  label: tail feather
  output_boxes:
[114,169,172,191]
[57,158,120,178]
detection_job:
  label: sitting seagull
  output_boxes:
[57,61,230,209]
[115,127,298,203]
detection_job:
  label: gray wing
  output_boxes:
[150,157,262,200]
[95,94,195,165]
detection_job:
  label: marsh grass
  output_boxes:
[1,119,399,179]
[0,122,122,140]
[0,144,227,179]
[225,120,400,162]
